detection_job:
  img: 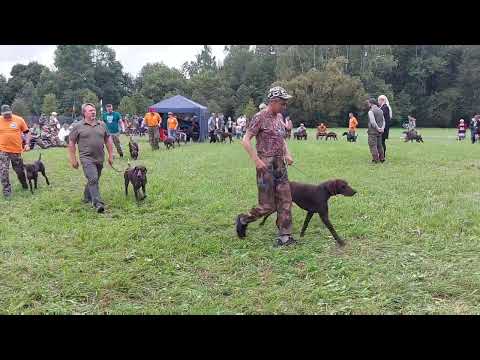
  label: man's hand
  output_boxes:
[24,145,30,152]
[71,159,79,169]
[285,154,294,165]
[255,158,267,172]
[108,155,114,167]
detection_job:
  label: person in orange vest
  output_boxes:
[0,104,30,198]
[167,112,179,139]
[318,122,327,134]
[144,111,162,150]
[348,113,358,136]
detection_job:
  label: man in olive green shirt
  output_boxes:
[68,103,114,213]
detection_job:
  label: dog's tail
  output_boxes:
[38,153,42,161]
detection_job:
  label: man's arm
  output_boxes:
[368,111,381,131]
[23,131,31,151]
[105,135,114,166]
[283,138,294,165]
[242,130,266,171]
[68,139,79,169]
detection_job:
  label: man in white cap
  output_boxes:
[236,86,296,247]
[50,112,61,130]
[0,104,30,198]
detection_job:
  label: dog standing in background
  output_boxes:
[128,137,139,160]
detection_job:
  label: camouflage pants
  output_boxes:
[240,156,293,236]
[368,133,385,161]
[110,134,124,157]
[148,126,160,150]
[0,151,28,197]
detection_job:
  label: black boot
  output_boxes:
[235,215,248,238]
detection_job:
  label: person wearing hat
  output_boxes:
[50,112,61,130]
[236,86,296,247]
[143,110,162,150]
[0,104,30,198]
[101,104,124,158]
[167,112,179,139]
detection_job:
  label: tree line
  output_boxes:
[1,45,478,127]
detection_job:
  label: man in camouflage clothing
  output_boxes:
[0,104,30,198]
[236,87,296,247]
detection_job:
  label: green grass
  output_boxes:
[1,127,480,314]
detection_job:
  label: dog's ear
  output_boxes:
[327,180,337,194]
[328,179,345,194]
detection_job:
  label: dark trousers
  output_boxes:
[471,129,477,144]
[240,156,293,236]
[382,130,389,157]
[111,134,123,157]
[209,130,217,143]
[368,134,385,162]
[0,151,28,197]
[148,126,160,150]
[81,160,104,206]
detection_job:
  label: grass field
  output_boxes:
[1,127,479,314]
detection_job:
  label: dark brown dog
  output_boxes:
[326,132,338,141]
[164,137,175,150]
[260,179,356,246]
[24,153,50,194]
[176,131,188,145]
[219,131,233,144]
[128,137,139,160]
[124,164,147,202]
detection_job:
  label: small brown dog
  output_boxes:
[260,179,356,246]
[129,136,139,160]
[124,163,147,202]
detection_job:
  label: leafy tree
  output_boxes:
[275,58,367,127]
[42,93,58,115]
[182,45,217,78]
[11,97,29,118]
[118,96,136,116]
[0,75,7,104]
[243,99,257,119]
[138,63,187,102]
[78,89,99,107]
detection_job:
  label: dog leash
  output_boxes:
[110,164,124,174]
[283,157,312,179]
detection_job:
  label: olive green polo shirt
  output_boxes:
[69,120,109,163]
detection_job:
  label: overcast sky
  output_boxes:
[0,45,228,79]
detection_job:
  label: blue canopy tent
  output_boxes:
[148,95,209,142]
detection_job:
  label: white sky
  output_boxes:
[0,45,228,79]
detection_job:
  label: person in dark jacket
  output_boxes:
[378,95,392,158]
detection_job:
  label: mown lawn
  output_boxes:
[1,127,479,314]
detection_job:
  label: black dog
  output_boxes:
[342,132,357,142]
[24,153,50,194]
[325,132,338,141]
[124,163,147,202]
[164,137,175,150]
[260,179,356,247]
[128,137,139,160]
